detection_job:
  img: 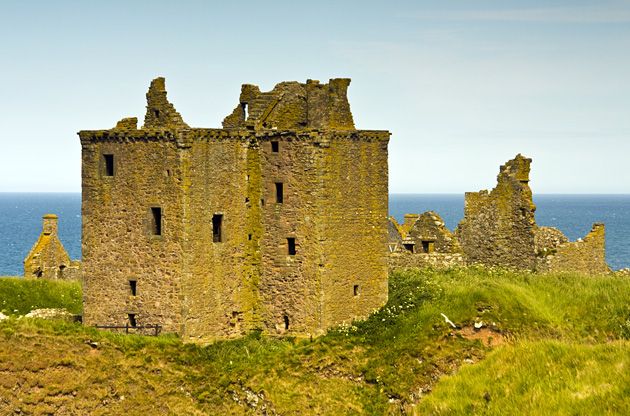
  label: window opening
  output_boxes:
[150,207,162,236]
[353,285,360,296]
[275,182,284,203]
[128,314,137,328]
[283,315,289,330]
[271,141,279,152]
[241,103,248,120]
[129,280,137,296]
[287,238,296,255]
[103,154,114,176]
[212,214,223,243]
[403,243,414,253]
[248,234,252,241]
[421,241,435,253]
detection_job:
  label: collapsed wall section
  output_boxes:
[536,223,609,274]
[456,154,537,270]
[222,79,355,131]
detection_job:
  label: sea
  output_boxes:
[0,193,628,275]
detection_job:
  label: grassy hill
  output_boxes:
[0,269,628,415]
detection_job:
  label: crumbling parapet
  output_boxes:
[536,223,609,274]
[143,77,189,130]
[24,214,81,280]
[222,78,355,131]
[455,154,537,270]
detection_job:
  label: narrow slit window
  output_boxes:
[283,315,289,330]
[212,214,223,243]
[103,154,114,176]
[241,103,248,120]
[275,182,284,203]
[150,207,162,236]
[353,285,359,296]
[129,280,137,296]
[287,238,296,255]
[271,141,279,152]
[248,234,252,241]
[128,313,137,328]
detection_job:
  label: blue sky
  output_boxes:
[1,0,629,193]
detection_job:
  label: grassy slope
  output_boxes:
[0,277,82,315]
[0,269,628,415]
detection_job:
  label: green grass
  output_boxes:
[0,268,628,414]
[415,340,630,415]
[0,276,82,315]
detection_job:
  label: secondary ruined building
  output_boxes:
[24,214,81,280]
[389,155,609,274]
[80,77,389,340]
[388,213,464,269]
[455,154,538,270]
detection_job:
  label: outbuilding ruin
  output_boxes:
[24,214,81,280]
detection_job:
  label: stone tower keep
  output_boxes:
[79,77,389,341]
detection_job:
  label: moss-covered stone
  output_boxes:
[79,77,389,341]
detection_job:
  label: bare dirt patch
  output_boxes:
[458,327,506,347]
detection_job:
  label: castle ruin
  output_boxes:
[79,77,390,340]
[389,154,609,274]
[24,214,81,280]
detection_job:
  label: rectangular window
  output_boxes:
[353,284,360,296]
[271,141,279,152]
[212,214,223,243]
[129,280,137,296]
[128,313,137,327]
[287,237,296,255]
[421,241,435,253]
[275,182,284,203]
[403,243,414,253]
[150,207,162,236]
[103,154,114,176]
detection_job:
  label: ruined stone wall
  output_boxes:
[222,79,355,131]
[388,253,465,270]
[537,224,609,274]
[24,214,80,280]
[456,154,537,270]
[80,130,186,332]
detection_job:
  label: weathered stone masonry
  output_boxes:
[80,77,389,340]
[389,154,609,274]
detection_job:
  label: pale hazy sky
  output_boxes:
[1,0,629,193]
